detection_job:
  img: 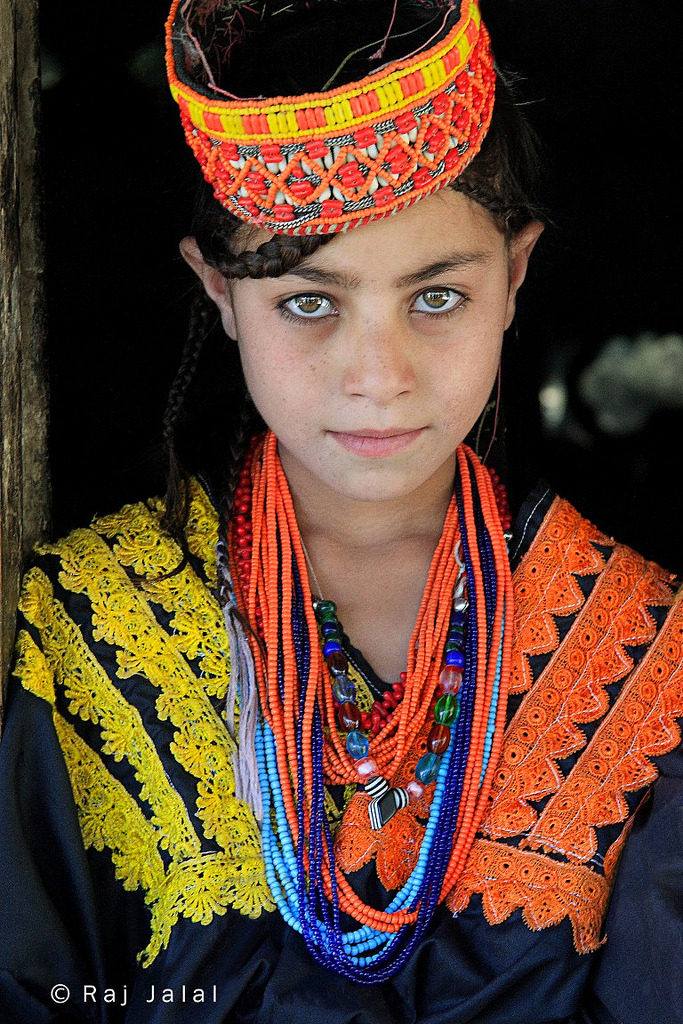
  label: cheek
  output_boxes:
[436,316,504,431]
[237,332,322,433]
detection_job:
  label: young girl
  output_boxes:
[1,1,681,1021]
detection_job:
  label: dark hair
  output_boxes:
[161,68,545,572]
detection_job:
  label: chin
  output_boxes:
[326,464,435,504]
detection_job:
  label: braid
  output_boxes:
[193,190,331,280]
[214,233,331,280]
[216,389,259,607]
[162,285,216,539]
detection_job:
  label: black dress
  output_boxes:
[0,481,681,1023]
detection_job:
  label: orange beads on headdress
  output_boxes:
[165,0,495,234]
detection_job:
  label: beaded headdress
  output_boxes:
[165,0,495,234]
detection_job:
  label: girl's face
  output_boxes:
[185,190,541,509]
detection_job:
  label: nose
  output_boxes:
[342,316,417,405]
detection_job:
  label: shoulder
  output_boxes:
[511,483,679,613]
[508,485,681,750]
[448,486,683,957]
[7,479,273,970]
[13,477,222,709]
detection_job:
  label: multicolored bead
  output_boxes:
[315,549,468,829]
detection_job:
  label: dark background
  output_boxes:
[38,1,683,573]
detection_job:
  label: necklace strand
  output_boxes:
[228,431,513,980]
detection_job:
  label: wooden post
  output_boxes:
[0,0,49,712]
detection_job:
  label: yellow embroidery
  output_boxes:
[19,567,199,861]
[42,505,270,865]
[13,628,55,705]
[163,850,273,926]
[15,486,275,965]
[54,713,171,966]
[95,497,228,701]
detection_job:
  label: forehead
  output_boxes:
[237,190,505,281]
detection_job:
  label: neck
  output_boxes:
[279,448,457,555]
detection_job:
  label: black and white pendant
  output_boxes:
[366,776,409,830]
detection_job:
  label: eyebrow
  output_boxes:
[395,251,494,288]
[282,250,494,290]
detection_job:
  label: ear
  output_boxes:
[180,236,238,338]
[504,220,544,330]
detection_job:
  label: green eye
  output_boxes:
[413,288,463,313]
[283,295,335,318]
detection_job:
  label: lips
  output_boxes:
[329,427,425,457]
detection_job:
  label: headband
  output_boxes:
[165,0,495,235]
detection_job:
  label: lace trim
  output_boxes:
[334,718,434,891]
[484,500,676,842]
[16,487,274,967]
[19,567,200,860]
[13,627,55,705]
[95,495,228,701]
[53,712,171,966]
[509,499,609,695]
[446,839,610,955]
[525,591,683,861]
[446,503,681,955]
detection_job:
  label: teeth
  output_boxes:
[323,151,335,170]
[332,185,344,201]
[300,160,313,176]
[319,187,332,201]
[229,157,246,169]
[266,162,280,173]
[275,190,286,204]
[366,144,379,159]
[368,177,378,193]
[238,187,248,197]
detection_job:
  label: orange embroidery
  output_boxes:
[445,505,681,955]
[331,498,680,958]
[526,594,683,861]
[334,723,433,891]
[446,839,609,954]
[601,790,648,881]
[485,503,675,842]
[334,793,427,891]
[510,499,609,695]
